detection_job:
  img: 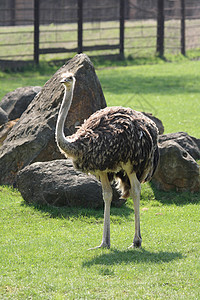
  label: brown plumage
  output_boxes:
[55,73,159,249]
[70,106,159,196]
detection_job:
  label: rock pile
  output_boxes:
[0,54,106,186]
[0,53,199,208]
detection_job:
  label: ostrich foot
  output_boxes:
[88,241,110,250]
[128,237,142,249]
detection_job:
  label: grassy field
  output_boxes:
[0,58,200,299]
[1,57,200,137]
[0,186,199,299]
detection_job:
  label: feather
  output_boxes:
[70,107,159,187]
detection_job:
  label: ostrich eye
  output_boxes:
[69,76,72,80]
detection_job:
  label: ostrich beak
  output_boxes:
[60,78,68,83]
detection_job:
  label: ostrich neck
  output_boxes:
[55,83,76,156]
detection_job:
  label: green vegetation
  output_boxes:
[0,58,200,298]
[1,58,200,137]
[0,185,199,299]
[99,60,200,137]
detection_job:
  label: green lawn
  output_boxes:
[0,185,199,299]
[0,58,200,299]
[1,58,200,137]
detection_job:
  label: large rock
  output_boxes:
[159,132,200,160]
[16,159,125,209]
[142,112,164,135]
[0,119,19,147]
[0,107,8,125]
[0,86,41,121]
[152,140,200,192]
[0,54,106,185]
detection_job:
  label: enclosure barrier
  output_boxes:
[0,0,199,66]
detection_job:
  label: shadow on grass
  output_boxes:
[21,182,200,220]
[99,72,200,96]
[150,182,200,206]
[21,200,133,220]
[83,248,183,267]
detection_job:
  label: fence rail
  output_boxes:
[0,0,200,67]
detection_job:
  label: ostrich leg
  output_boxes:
[128,172,142,248]
[89,172,113,250]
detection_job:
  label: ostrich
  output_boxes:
[55,72,159,249]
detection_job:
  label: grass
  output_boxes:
[0,185,199,299]
[98,60,200,137]
[0,58,200,298]
[1,57,200,137]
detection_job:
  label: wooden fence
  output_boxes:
[34,0,126,64]
[0,0,199,66]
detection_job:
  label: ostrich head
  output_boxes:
[60,72,76,88]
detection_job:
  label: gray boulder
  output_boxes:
[16,159,124,209]
[0,119,19,147]
[159,132,200,160]
[0,54,106,185]
[0,107,8,126]
[0,86,41,121]
[142,112,164,134]
[152,140,200,192]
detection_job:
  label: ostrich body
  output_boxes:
[55,73,159,249]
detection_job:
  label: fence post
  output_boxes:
[77,0,83,53]
[156,0,164,57]
[34,0,40,64]
[11,0,16,26]
[119,0,125,58]
[181,0,186,55]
